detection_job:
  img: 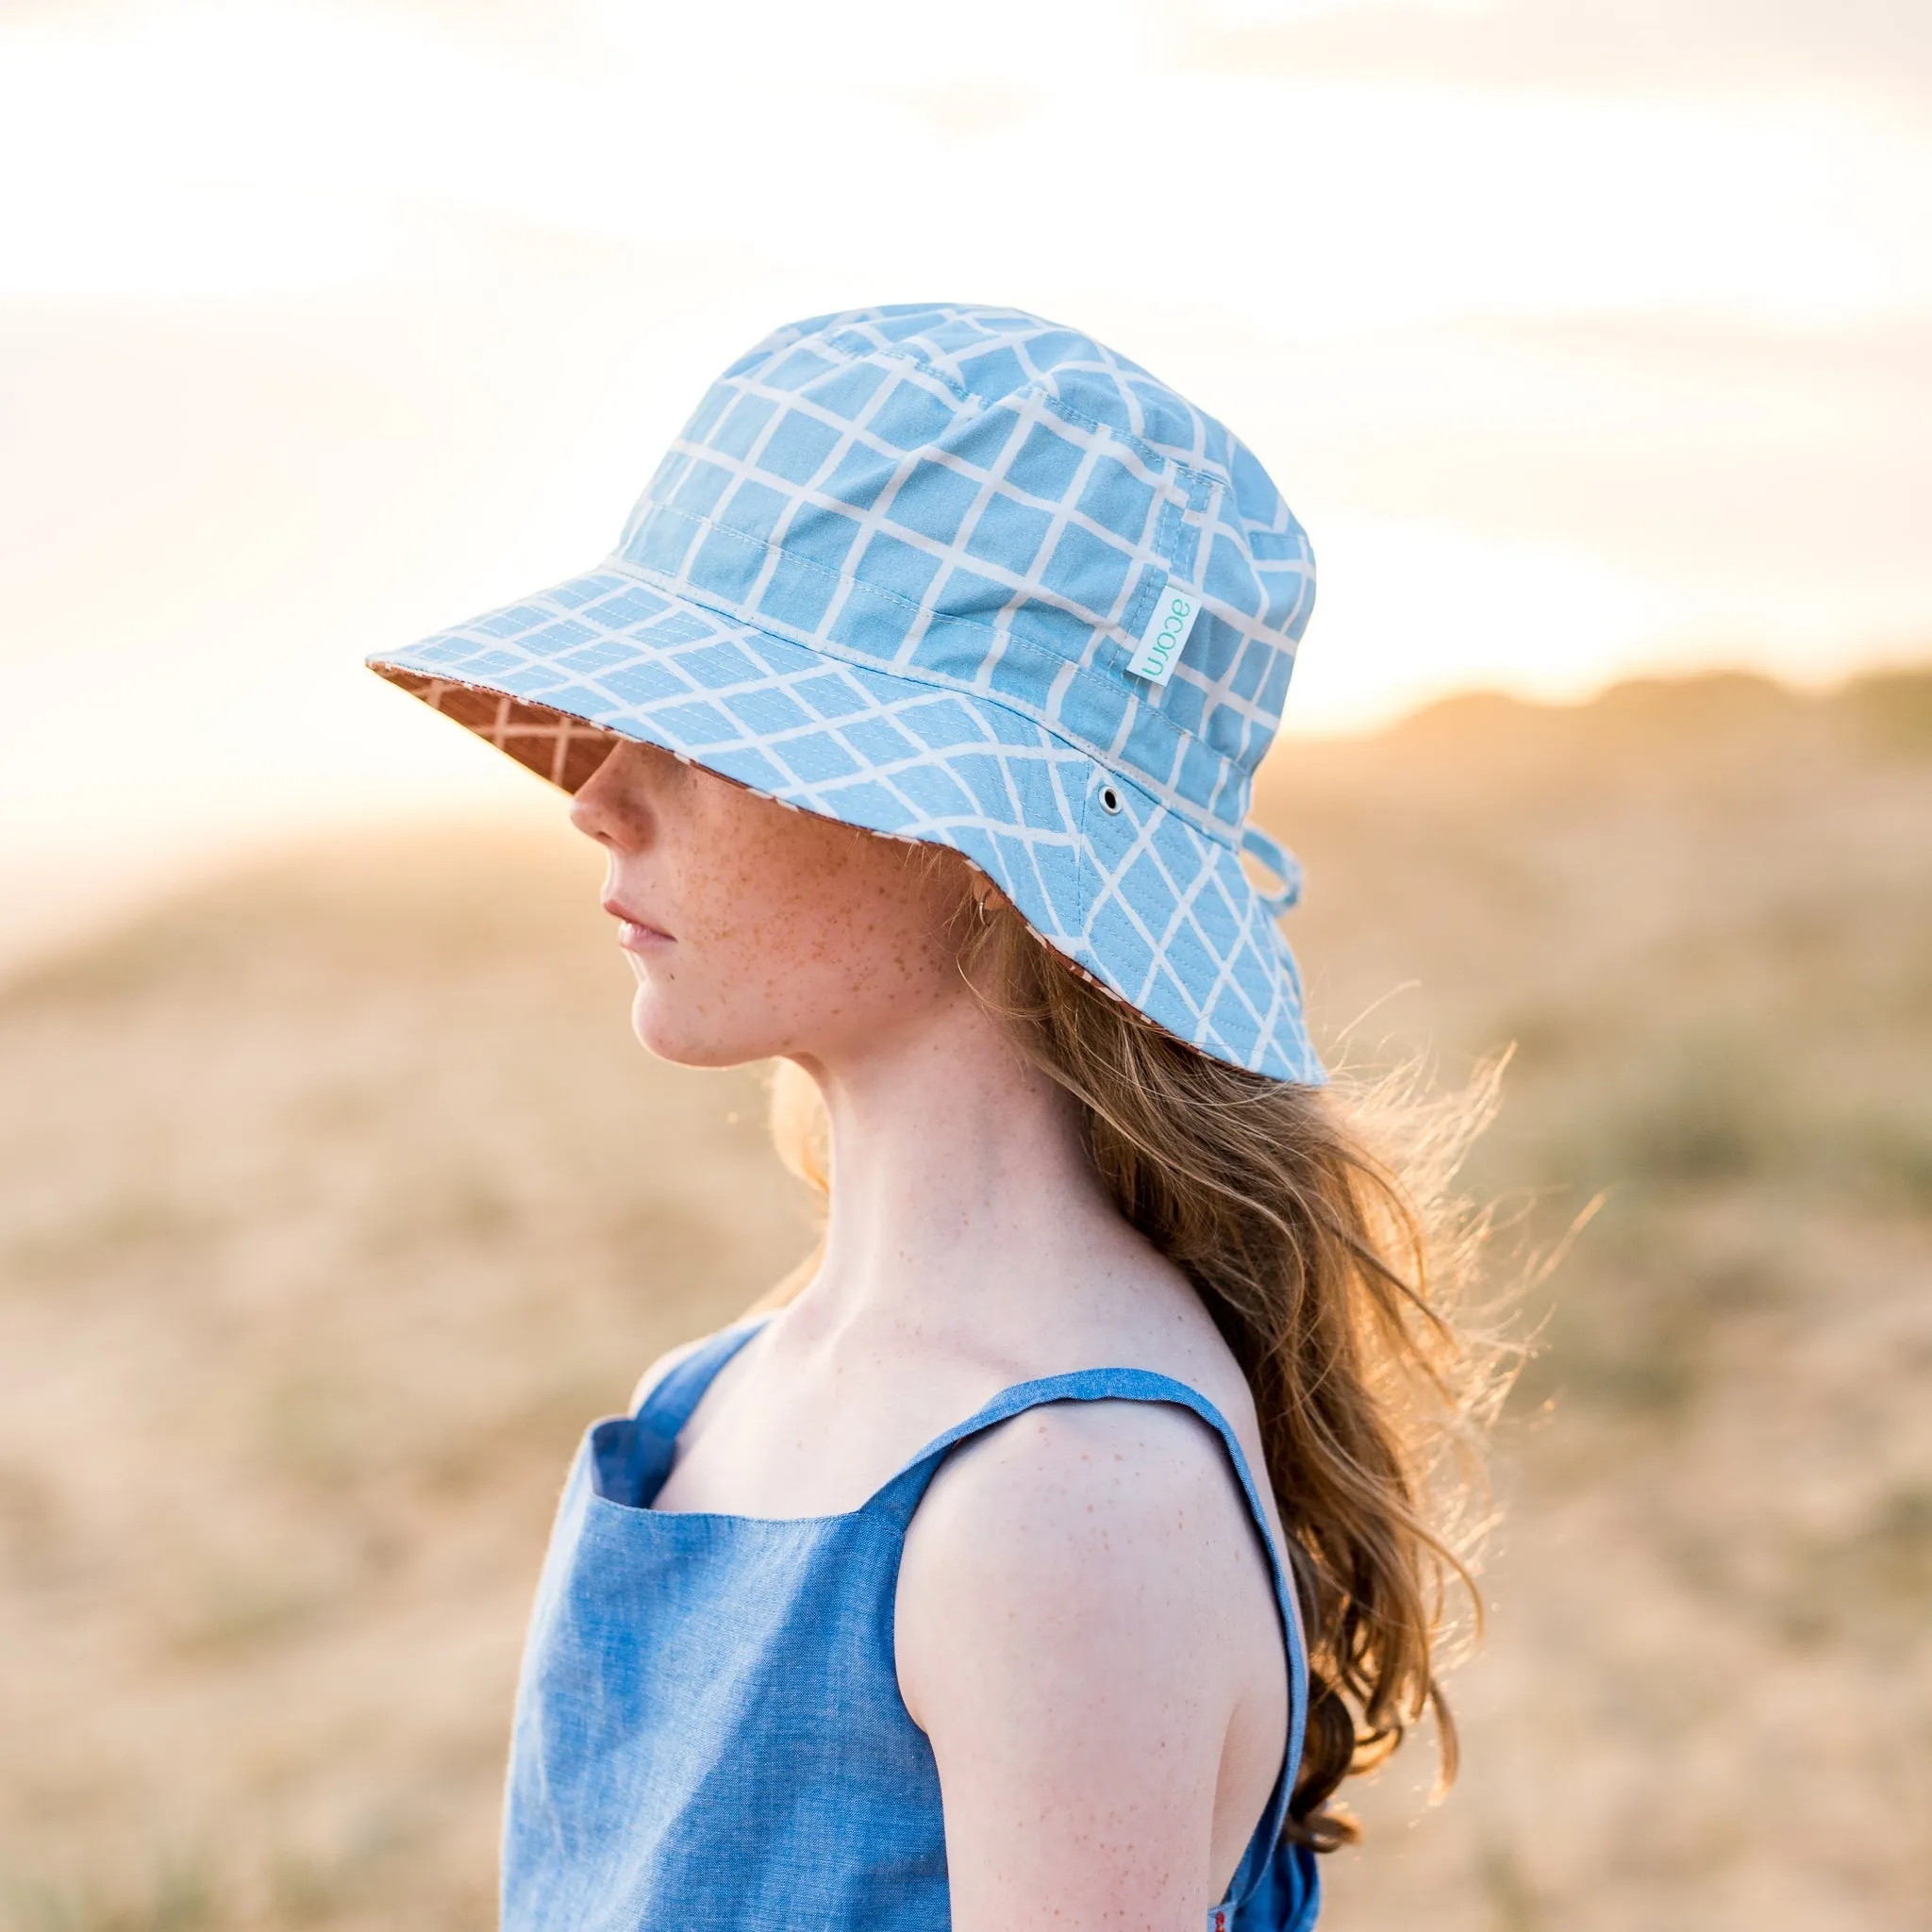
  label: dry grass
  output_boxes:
[2,670,1928,1929]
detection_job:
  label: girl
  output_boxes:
[371,304,1494,1932]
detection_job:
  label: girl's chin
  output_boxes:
[627,993,750,1072]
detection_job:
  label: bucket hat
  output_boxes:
[368,303,1324,1082]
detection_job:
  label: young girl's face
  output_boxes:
[569,740,974,1070]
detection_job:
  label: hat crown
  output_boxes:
[615,304,1314,839]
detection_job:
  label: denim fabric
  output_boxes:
[370,304,1324,1084]
[503,1323,1321,1930]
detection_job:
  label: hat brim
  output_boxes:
[368,556,1322,1083]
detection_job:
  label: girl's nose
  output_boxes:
[569,741,649,849]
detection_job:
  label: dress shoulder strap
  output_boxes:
[868,1366,1311,1916]
[632,1318,768,1433]
[591,1320,767,1510]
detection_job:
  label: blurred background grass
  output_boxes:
[2,669,1928,1931]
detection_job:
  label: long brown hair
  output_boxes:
[763,873,1511,1847]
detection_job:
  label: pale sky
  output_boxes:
[2,0,1928,956]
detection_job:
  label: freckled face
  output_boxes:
[568,740,974,1069]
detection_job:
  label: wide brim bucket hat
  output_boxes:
[369,303,1324,1082]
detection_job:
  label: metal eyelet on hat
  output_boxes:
[1098,782,1124,815]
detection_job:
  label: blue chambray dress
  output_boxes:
[503,1321,1322,1931]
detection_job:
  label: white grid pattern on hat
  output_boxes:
[614,306,1311,838]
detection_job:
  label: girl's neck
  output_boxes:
[789,992,1130,1341]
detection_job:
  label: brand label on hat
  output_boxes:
[1127,583,1204,686]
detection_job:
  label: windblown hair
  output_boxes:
[764,874,1511,1848]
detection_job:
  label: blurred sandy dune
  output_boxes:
[1,672,1927,1930]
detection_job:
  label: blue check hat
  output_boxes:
[369,303,1324,1082]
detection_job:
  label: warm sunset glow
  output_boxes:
[3,0,1927,955]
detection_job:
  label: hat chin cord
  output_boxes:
[1240,824,1304,918]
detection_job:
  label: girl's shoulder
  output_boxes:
[893,1385,1293,1924]
[899,1386,1279,1627]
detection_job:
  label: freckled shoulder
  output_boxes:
[895,1394,1284,1739]
[907,1396,1271,1586]
[893,1396,1291,1926]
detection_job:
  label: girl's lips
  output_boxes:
[603,898,675,950]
